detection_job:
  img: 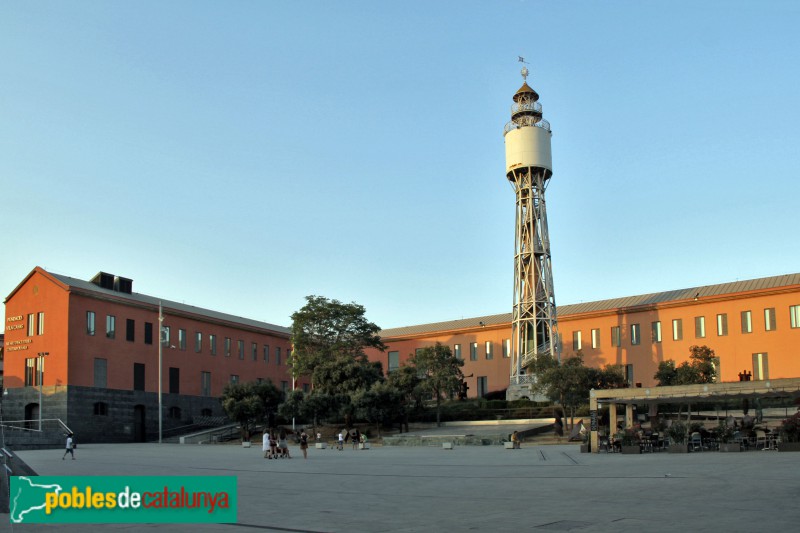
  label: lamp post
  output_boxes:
[158,302,163,444]
[37,351,49,431]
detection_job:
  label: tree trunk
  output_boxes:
[436,395,442,427]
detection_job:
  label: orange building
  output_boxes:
[3,267,303,442]
[371,273,800,398]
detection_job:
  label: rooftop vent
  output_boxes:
[90,272,133,293]
[90,272,115,290]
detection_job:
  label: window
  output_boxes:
[276,347,281,365]
[752,353,769,380]
[169,406,182,419]
[162,326,171,346]
[94,358,107,388]
[201,371,211,396]
[25,357,44,386]
[126,319,135,342]
[630,324,641,345]
[37,312,45,335]
[195,332,202,353]
[790,305,800,329]
[470,342,478,361]
[169,367,180,394]
[388,351,399,372]
[281,381,289,393]
[302,383,310,393]
[717,314,728,336]
[93,402,108,416]
[133,363,145,391]
[179,329,187,351]
[625,364,634,386]
[210,334,217,356]
[201,408,212,417]
[106,315,116,339]
[502,339,510,358]
[764,308,776,331]
[87,311,96,336]
[238,340,244,360]
[485,341,493,360]
[741,311,752,334]
[572,331,582,350]
[263,344,269,363]
[454,344,462,360]
[252,342,258,361]
[27,313,35,336]
[651,321,662,343]
[694,316,705,338]
[477,377,488,398]
[672,319,683,341]
[591,329,600,349]
[144,322,153,344]
[230,375,239,385]
[225,337,231,357]
[611,326,621,347]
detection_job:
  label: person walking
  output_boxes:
[337,431,344,451]
[262,430,271,459]
[62,433,75,460]
[299,429,309,459]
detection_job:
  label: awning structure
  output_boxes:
[587,378,800,453]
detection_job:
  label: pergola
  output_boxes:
[588,377,800,453]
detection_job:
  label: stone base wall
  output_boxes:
[1,386,226,444]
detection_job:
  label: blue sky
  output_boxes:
[2,1,798,330]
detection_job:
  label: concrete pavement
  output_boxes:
[5,441,800,532]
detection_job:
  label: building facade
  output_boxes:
[2,267,303,442]
[371,273,800,398]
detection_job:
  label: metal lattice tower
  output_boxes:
[503,65,560,400]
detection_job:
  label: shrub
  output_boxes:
[780,412,800,442]
[667,421,688,444]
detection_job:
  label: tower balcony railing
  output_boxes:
[511,101,542,115]
[504,118,551,136]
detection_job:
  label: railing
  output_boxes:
[504,118,551,136]
[511,101,542,115]
[0,418,72,434]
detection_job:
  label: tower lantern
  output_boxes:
[504,65,560,400]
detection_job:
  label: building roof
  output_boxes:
[379,272,800,339]
[20,268,290,336]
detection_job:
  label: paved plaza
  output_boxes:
[3,439,799,532]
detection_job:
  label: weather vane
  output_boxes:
[518,56,530,82]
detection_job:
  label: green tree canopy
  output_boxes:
[289,295,386,386]
[409,342,464,427]
[653,345,717,386]
[220,380,283,440]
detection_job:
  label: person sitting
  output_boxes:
[511,431,521,449]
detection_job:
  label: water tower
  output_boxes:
[503,65,560,400]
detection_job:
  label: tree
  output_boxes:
[289,295,386,386]
[409,342,464,427]
[354,381,405,437]
[653,345,717,386]
[534,353,592,429]
[386,365,423,432]
[220,380,282,441]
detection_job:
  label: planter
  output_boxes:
[504,442,515,449]
[620,445,641,455]
[779,442,800,452]
[668,444,688,453]
[580,444,589,453]
[315,442,327,449]
[241,441,252,448]
[359,443,370,450]
[719,442,743,452]
[442,442,453,450]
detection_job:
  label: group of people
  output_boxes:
[337,428,367,450]
[262,429,310,460]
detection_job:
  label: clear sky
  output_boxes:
[2,1,798,330]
